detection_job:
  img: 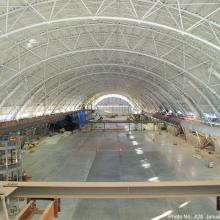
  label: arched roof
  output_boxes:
[0,0,220,118]
[90,94,141,111]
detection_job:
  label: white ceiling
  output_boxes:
[0,0,220,118]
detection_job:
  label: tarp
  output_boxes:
[78,111,86,128]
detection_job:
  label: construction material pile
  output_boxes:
[167,125,181,136]
[81,125,92,133]
[127,114,142,121]
[185,132,207,148]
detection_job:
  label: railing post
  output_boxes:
[1,195,9,220]
[217,196,220,211]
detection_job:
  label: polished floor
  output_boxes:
[21,123,220,220]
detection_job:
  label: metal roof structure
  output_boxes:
[0,0,220,119]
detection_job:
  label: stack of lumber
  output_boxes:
[167,125,181,136]
[185,132,207,148]
[81,126,92,133]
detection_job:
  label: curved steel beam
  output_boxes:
[0,48,217,103]
[2,23,218,70]
[12,62,207,117]
[10,63,184,110]
[1,48,218,112]
[31,76,170,116]
[1,0,219,32]
[53,81,163,115]
[3,24,218,67]
[50,81,168,114]
[37,72,188,115]
[33,81,164,117]
[0,16,219,52]
[50,75,180,112]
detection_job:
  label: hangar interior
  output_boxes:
[0,0,220,219]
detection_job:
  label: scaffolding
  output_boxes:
[0,136,21,181]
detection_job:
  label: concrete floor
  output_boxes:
[21,124,220,220]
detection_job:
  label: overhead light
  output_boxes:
[26,43,33,48]
[29,39,38,44]
[26,39,38,48]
